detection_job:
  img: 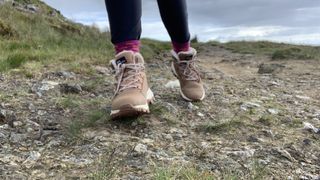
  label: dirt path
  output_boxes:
[0,45,319,179]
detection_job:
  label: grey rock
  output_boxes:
[227,149,255,158]
[295,95,311,101]
[134,143,148,154]
[26,151,41,161]
[187,102,199,111]
[126,175,142,180]
[60,83,82,94]
[9,133,27,143]
[268,108,279,115]
[303,122,319,134]
[0,109,6,122]
[302,139,311,146]
[240,102,261,111]
[56,71,75,79]
[31,81,59,95]
[25,4,39,13]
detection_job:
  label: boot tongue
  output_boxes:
[115,51,135,65]
[178,53,194,61]
[177,48,196,61]
[115,51,145,65]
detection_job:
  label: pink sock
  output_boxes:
[172,41,190,53]
[115,40,140,54]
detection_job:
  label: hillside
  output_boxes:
[0,0,320,179]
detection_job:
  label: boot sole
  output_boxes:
[171,62,205,102]
[110,89,154,120]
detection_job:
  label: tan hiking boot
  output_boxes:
[110,51,154,119]
[171,47,205,101]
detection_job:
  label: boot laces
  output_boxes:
[114,63,144,96]
[178,56,200,81]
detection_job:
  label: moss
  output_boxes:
[0,19,16,37]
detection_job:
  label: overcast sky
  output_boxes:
[43,0,320,45]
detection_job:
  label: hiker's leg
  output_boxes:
[157,0,191,53]
[105,0,142,53]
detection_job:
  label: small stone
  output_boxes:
[28,103,36,113]
[13,121,23,127]
[25,4,39,13]
[165,80,180,89]
[56,71,75,78]
[295,95,311,101]
[227,149,255,158]
[267,108,279,115]
[187,102,199,111]
[134,143,148,154]
[141,138,154,146]
[197,112,205,117]
[247,135,260,143]
[240,102,261,111]
[9,133,27,143]
[39,81,59,91]
[262,129,274,138]
[302,139,311,146]
[303,122,319,134]
[163,134,173,141]
[60,83,82,94]
[27,151,41,161]
[0,109,6,122]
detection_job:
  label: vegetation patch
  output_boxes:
[0,19,16,37]
[154,164,215,180]
[221,41,320,60]
[271,47,314,60]
[198,119,246,134]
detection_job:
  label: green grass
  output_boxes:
[0,3,113,74]
[198,119,245,134]
[154,165,215,180]
[221,41,320,60]
[66,109,108,139]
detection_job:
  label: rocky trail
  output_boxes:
[0,44,319,179]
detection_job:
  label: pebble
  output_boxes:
[56,71,75,79]
[39,81,59,91]
[295,95,311,101]
[13,121,23,127]
[240,102,261,111]
[187,102,199,111]
[165,80,180,89]
[59,83,82,94]
[227,149,255,158]
[0,109,6,121]
[303,122,319,134]
[268,108,279,115]
[163,133,173,141]
[134,143,148,154]
[26,151,41,161]
[197,112,205,117]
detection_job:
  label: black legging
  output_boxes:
[105,0,190,44]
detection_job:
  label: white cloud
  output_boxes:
[43,0,320,45]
